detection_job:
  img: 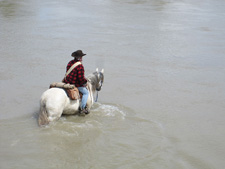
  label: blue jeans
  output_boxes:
[78,87,89,109]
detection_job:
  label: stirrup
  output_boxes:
[85,107,90,114]
[78,108,86,116]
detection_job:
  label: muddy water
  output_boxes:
[1,0,225,168]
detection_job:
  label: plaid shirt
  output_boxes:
[64,59,87,87]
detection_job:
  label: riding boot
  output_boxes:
[78,108,86,116]
[84,106,90,115]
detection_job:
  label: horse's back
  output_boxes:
[42,87,66,95]
[41,88,66,101]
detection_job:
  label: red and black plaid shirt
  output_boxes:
[64,59,87,87]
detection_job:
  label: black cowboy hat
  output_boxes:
[71,50,86,57]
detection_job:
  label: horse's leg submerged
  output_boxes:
[38,103,49,126]
[38,88,66,126]
[38,98,65,126]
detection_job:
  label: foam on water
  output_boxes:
[92,103,127,119]
[36,103,129,139]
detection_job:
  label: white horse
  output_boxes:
[38,68,104,126]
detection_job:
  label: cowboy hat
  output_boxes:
[71,50,86,57]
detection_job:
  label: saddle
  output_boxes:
[49,82,81,100]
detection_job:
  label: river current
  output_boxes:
[0,0,225,168]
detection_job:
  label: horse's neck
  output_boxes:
[87,82,96,104]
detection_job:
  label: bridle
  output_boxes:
[95,72,104,102]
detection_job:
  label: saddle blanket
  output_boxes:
[49,82,75,89]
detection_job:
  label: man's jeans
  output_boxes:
[78,87,89,109]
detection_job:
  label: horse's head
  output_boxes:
[95,68,104,91]
[88,68,104,92]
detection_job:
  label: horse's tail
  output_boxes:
[38,102,49,126]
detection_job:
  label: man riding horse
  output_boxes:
[63,50,89,116]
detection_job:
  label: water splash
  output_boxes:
[92,103,126,119]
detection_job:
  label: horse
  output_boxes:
[38,68,104,126]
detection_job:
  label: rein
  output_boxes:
[95,91,99,102]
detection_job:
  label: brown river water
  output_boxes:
[1,0,225,168]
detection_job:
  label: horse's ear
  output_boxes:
[96,68,99,72]
[101,69,104,74]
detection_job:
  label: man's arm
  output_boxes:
[77,65,87,86]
